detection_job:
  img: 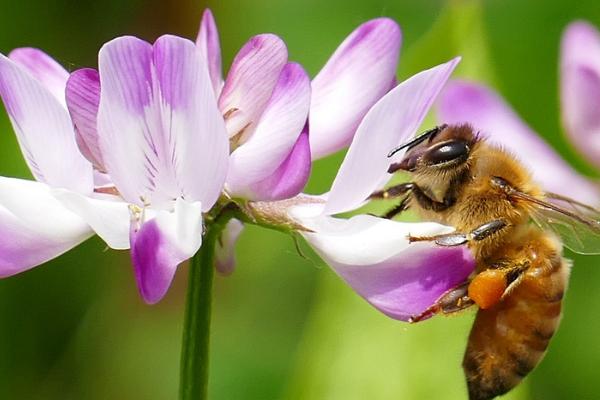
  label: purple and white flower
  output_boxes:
[0,36,230,304]
[272,58,476,321]
[209,13,404,274]
[197,10,312,202]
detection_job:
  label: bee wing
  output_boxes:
[510,190,600,254]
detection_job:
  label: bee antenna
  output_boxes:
[387,124,448,158]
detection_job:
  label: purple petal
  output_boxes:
[438,80,600,204]
[227,62,311,199]
[309,18,402,159]
[130,198,203,304]
[249,126,311,200]
[8,48,69,106]
[292,210,474,321]
[215,218,244,276]
[66,68,105,170]
[97,35,229,210]
[561,21,600,169]
[324,58,460,216]
[0,177,92,277]
[0,53,93,194]
[196,8,223,96]
[218,34,288,138]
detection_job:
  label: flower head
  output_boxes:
[248,58,477,321]
[197,10,312,202]
[0,34,231,303]
[63,34,230,303]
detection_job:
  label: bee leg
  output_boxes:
[381,196,410,219]
[409,281,475,323]
[468,262,529,310]
[408,219,508,247]
[370,183,414,219]
[410,184,456,212]
[369,182,415,199]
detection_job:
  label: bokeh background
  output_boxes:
[0,0,599,399]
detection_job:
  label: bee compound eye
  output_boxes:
[424,140,470,165]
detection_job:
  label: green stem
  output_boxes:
[179,205,234,400]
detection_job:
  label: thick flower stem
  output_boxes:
[179,227,217,400]
[179,204,235,400]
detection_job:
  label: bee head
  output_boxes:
[388,124,478,174]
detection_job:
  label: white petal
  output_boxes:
[324,58,460,215]
[130,198,203,304]
[9,47,69,107]
[0,177,92,277]
[52,189,131,250]
[0,53,93,193]
[215,218,244,275]
[227,62,310,197]
[290,208,475,321]
[97,35,229,210]
[310,18,401,159]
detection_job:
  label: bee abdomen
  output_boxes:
[463,259,568,400]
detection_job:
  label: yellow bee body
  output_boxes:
[378,124,599,399]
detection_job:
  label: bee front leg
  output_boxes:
[369,182,415,200]
[370,182,416,220]
[408,219,508,247]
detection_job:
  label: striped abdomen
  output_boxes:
[462,257,570,400]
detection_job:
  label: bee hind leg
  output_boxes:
[408,219,508,247]
[409,281,475,323]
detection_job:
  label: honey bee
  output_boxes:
[371,124,600,400]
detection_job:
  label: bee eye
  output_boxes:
[424,140,470,165]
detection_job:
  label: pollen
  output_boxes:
[468,269,507,309]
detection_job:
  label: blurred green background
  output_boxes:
[1,0,599,399]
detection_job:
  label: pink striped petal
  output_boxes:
[438,80,600,204]
[291,206,474,321]
[97,35,228,210]
[325,58,460,216]
[227,62,310,199]
[249,126,311,201]
[0,53,93,194]
[0,177,92,277]
[218,34,287,138]
[66,68,104,170]
[561,21,600,169]
[215,218,244,276]
[130,198,203,304]
[196,8,223,96]
[8,48,69,107]
[309,18,402,159]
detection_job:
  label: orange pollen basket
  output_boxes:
[468,269,507,310]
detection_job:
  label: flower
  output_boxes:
[0,35,230,304]
[248,58,476,321]
[0,49,95,276]
[560,21,600,170]
[197,9,312,202]
[436,80,600,204]
[212,13,404,274]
